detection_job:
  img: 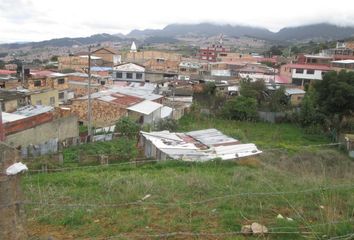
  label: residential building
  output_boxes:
[199,44,230,62]
[331,60,354,70]
[2,105,79,157]
[296,54,332,66]
[91,47,121,66]
[0,90,29,112]
[58,54,103,72]
[279,64,331,86]
[285,88,306,106]
[127,100,163,124]
[112,63,145,82]
[124,50,182,65]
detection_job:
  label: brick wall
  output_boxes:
[4,112,53,136]
[70,99,127,127]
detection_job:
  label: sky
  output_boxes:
[1,0,354,43]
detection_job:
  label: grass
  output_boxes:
[22,115,354,239]
[178,114,330,151]
[23,152,354,239]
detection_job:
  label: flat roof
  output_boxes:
[127,100,162,115]
[331,60,354,64]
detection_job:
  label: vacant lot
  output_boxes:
[23,116,353,239]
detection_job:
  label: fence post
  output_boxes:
[0,144,27,239]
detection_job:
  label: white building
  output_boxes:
[112,63,145,82]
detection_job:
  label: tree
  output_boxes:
[299,87,324,127]
[115,117,140,139]
[240,79,267,106]
[50,55,59,62]
[267,87,289,112]
[222,96,258,121]
[314,70,354,120]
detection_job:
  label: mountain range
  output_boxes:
[127,23,354,42]
[2,23,354,49]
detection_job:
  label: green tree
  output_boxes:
[267,87,289,112]
[240,79,267,106]
[314,70,354,120]
[50,55,59,62]
[222,96,258,121]
[299,87,324,127]
[115,117,140,139]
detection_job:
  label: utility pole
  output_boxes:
[87,46,92,139]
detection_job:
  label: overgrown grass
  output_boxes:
[23,150,354,239]
[23,115,353,239]
[178,114,330,151]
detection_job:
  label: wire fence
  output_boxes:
[4,141,353,239]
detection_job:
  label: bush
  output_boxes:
[222,96,258,121]
[115,117,140,139]
[154,118,178,132]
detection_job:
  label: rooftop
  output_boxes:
[331,60,354,64]
[285,64,332,71]
[140,128,262,161]
[127,100,163,115]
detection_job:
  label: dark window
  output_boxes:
[59,92,64,99]
[116,72,122,78]
[136,73,143,79]
[58,78,65,84]
[126,73,133,79]
[295,69,304,74]
[34,80,41,87]
[307,69,315,74]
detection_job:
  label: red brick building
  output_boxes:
[199,44,230,62]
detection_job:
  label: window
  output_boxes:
[307,69,315,74]
[180,68,187,72]
[36,100,42,105]
[50,97,55,106]
[116,72,122,78]
[34,80,41,87]
[58,78,65,84]
[59,92,64,99]
[295,69,304,74]
[136,73,143,79]
[126,73,133,79]
[220,53,227,57]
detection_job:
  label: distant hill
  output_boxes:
[127,23,274,39]
[127,23,354,42]
[0,33,125,49]
[275,23,354,41]
[2,23,354,50]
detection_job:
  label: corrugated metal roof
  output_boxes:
[140,129,262,161]
[285,88,306,95]
[1,112,26,123]
[161,106,173,119]
[186,129,238,147]
[13,105,53,117]
[127,100,162,115]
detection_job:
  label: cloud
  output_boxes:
[1,0,354,42]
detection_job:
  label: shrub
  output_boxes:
[222,96,258,121]
[115,117,140,139]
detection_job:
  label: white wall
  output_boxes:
[292,69,323,80]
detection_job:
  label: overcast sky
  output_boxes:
[1,0,354,43]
